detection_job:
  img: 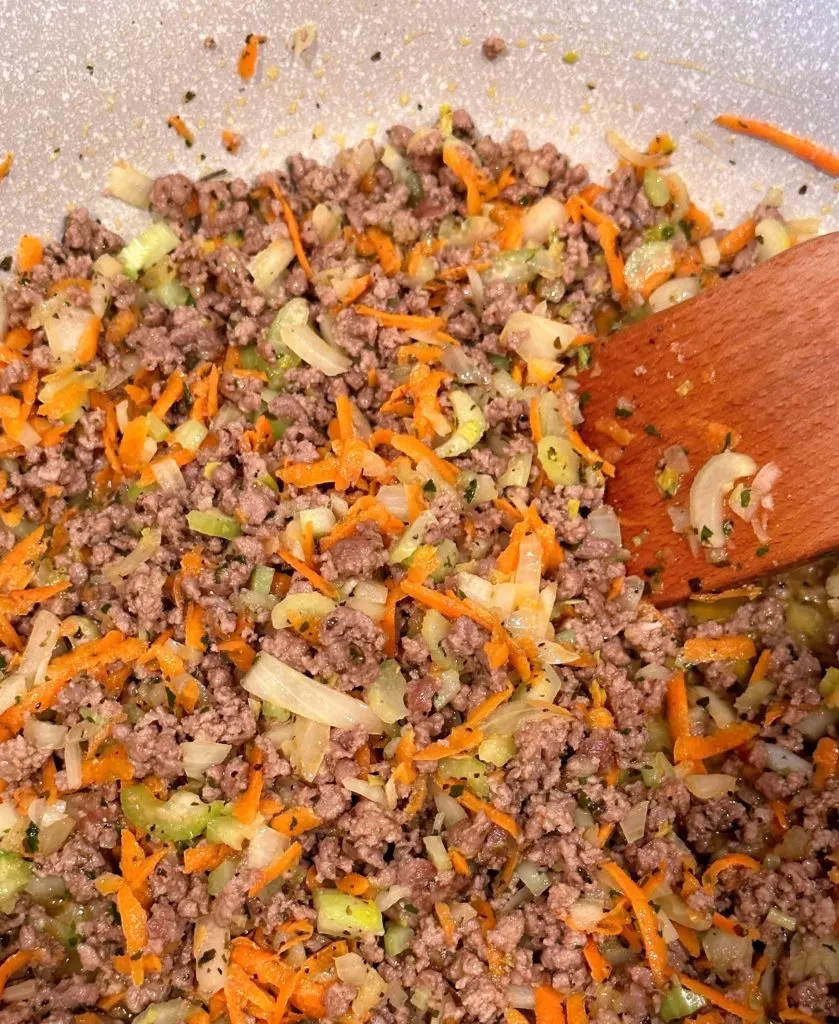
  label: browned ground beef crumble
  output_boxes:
[0,112,835,1024]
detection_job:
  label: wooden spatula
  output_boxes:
[579,231,839,606]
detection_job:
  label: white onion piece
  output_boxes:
[500,310,579,359]
[2,980,40,1002]
[389,510,436,565]
[762,742,812,777]
[798,708,839,740]
[181,741,231,779]
[335,952,368,987]
[271,591,336,631]
[151,458,187,494]
[23,719,67,751]
[521,196,567,244]
[245,825,289,870]
[507,986,536,1010]
[18,610,60,687]
[624,241,675,294]
[292,717,330,781]
[667,504,700,557]
[465,265,485,314]
[375,884,412,911]
[699,236,721,267]
[105,161,154,209]
[456,572,495,606]
[441,345,489,385]
[515,534,543,604]
[297,506,336,538]
[755,218,791,263]
[376,485,410,522]
[690,451,757,550]
[516,860,551,896]
[648,276,700,312]
[615,576,645,614]
[663,445,691,475]
[367,661,408,725]
[684,773,738,800]
[248,239,295,295]
[606,130,668,168]
[665,172,690,222]
[567,897,605,930]
[103,527,162,584]
[423,835,453,872]
[133,1000,195,1024]
[63,740,82,791]
[620,800,649,843]
[243,653,383,732]
[433,786,468,828]
[587,506,622,547]
[342,776,387,806]
[281,322,350,376]
[194,916,230,997]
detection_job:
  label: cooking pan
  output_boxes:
[1,0,837,256]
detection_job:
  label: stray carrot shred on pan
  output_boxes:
[0,152,13,183]
[714,114,839,177]
[166,115,195,148]
[238,34,267,81]
[221,129,242,154]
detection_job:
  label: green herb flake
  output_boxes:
[756,544,770,557]
[699,525,712,544]
[740,488,751,508]
[614,406,633,418]
[464,478,478,503]
[25,822,40,853]
[644,423,661,437]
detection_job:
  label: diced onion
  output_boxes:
[292,717,331,781]
[376,485,410,522]
[367,661,408,725]
[755,218,791,263]
[105,161,154,209]
[507,986,536,1010]
[500,310,578,361]
[422,609,452,666]
[606,130,668,168]
[23,719,67,751]
[499,451,533,489]
[620,800,649,843]
[271,592,336,631]
[516,860,551,896]
[465,265,485,314]
[249,239,295,295]
[171,419,209,452]
[281,322,351,376]
[521,196,567,244]
[181,741,231,779]
[375,884,412,911]
[442,345,490,386]
[423,835,453,872]
[245,825,289,870]
[567,897,605,930]
[133,1000,194,1024]
[342,776,387,806]
[456,572,495,606]
[297,506,336,538]
[151,458,187,493]
[537,436,580,486]
[763,742,812,777]
[699,236,721,267]
[702,927,754,976]
[103,527,162,584]
[194,916,230,997]
[243,653,384,731]
[28,798,76,856]
[648,275,700,312]
[63,741,82,791]
[18,610,60,687]
[433,786,468,828]
[690,451,757,549]
[587,505,622,547]
[684,773,738,800]
[311,203,341,243]
[44,305,99,365]
[335,952,368,987]
[665,172,690,222]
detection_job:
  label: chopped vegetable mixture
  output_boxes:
[0,110,836,1024]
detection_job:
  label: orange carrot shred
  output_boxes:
[601,861,669,988]
[675,972,760,1023]
[701,853,761,888]
[166,115,195,147]
[583,938,612,983]
[535,985,567,1024]
[674,722,759,763]
[681,635,756,664]
[233,749,264,824]
[248,840,302,896]
[566,992,588,1024]
[276,548,338,598]
[238,34,267,81]
[714,114,839,177]
[17,235,43,273]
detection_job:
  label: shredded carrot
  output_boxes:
[17,235,43,273]
[455,790,520,839]
[414,723,483,762]
[467,685,515,727]
[666,671,690,746]
[248,840,302,895]
[77,315,101,364]
[338,274,372,307]
[717,219,756,260]
[271,806,321,836]
[583,938,612,982]
[566,992,588,1024]
[813,736,838,792]
[594,416,635,446]
[748,647,772,684]
[233,748,264,824]
[217,638,256,671]
[353,304,445,332]
[561,410,616,477]
[528,396,543,443]
[336,872,369,896]
[681,635,756,663]
[184,843,233,874]
[565,196,628,301]
[362,226,402,275]
[674,722,759,763]
[0,152,13,183]
[166,115,195,147]
[673,922,702,957]
[449,849,471,876]
[505,1010,531,1024]
[0,526,47,592]
[184,601,206,651]
[534,985,566,1024]
[601,861,669,987]
[701,853,761,888]
[777,984,825,1024]
[270,184,313,279]
[0,950,36,997]
[116,881,148,979]
[276,548,338,598]
[277,455,340,488]
[714,114,839,177]
[442,143,487,216]
[151,371,185,418]
[675,972,760,1023]
[435,901,457,947]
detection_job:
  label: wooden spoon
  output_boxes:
[579,231,839,606]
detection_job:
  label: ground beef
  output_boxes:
[482,36,508,60]
[318,607,385,688]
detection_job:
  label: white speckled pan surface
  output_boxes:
[0,0,837,253]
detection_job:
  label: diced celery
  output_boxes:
[431,540,459,583]
[122,482,155,504]
[687,597,745,625]
[641,751,674,789]
[268,417,290,441]
[240,345,299,389]
[250,567,275,594]
[207,857,238,896]
[643,169,671,208]
[0,852,32,911]
[438,756,489,798]
[383,923,414,957]
[150,279,190,310]
[146,411,171,442]
[315,890,384,938]
[478,734,516,768]
[187,510,242,540]
[435,391,487,458]
[120,784,212,843]
[171,420,208,452]
[259,472,280,494]
[205,812,262,851]
[659,982,706,1021]
[119,222,181,280]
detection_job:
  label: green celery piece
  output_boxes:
[120,784,212,843]
[119,222,181,280]
[314,889,384,938]
[186,509,242,539]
